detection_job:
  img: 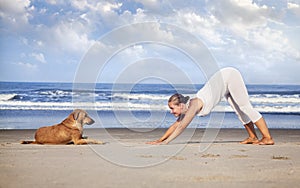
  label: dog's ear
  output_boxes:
[73,109,81,120]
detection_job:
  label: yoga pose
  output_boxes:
[147,67,274,145]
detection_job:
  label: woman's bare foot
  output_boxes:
[254,137,275,145]
[240,137,259,144]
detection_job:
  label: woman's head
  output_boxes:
[168,93,190,117]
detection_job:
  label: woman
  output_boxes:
[147,67,274,145]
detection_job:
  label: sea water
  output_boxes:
[0,82,299,129]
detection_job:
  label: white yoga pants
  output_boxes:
[197,67,262,124]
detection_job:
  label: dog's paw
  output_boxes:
[96,141,105,145]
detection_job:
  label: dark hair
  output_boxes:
[168,93,190,105]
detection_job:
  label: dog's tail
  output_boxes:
[20,140,38,144]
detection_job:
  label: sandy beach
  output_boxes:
[1,128,299,188]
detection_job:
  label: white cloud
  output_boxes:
[45,0,59,5]
[288,1,300,16]
[207,0,269,36]
[188,0,300,69]
[122,45,146,58]
[175,10,223,45]
[249,27,299,59]
[288,2,299,9]
[15,61,37,69]
[135,0,174,15]
[52,23,94,53]
[39,8,47,14]
[31,53,47,64]
[70,0,122,13]
[35,40,44,47]
[30,17,95,56]
[1,0,299,84]
[0,0,32,31]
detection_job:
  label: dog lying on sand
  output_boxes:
[21,109,103,145]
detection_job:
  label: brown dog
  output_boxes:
[21,109,103,145]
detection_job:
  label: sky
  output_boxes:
[0,0,299,84]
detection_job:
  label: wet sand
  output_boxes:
[0,128,299,188]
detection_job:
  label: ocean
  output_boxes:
[0,82,299,129]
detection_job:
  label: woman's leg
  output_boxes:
[253,117,274,145]
[226,69,274,145]
[226,94,258,144]
[240,122,259,144]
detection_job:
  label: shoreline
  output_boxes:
[1,110,300,130]
[1,128,300,143]
[1,128,300,188]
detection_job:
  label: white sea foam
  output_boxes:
[0,94,18,101]
[39,90,71,96]
[1,98,299,113]
[112,93,169,101]
[1,89,299,113]
[0,100,169,111]
[250,94,300,104]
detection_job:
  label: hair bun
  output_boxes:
[168,93,190,105]
[183,96,190,103]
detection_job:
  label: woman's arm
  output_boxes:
[164,98,203,144]
[146,120,180,144]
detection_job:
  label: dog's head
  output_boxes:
[72,109,95,126]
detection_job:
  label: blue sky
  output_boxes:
[0,0,299,84]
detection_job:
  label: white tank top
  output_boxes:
[196,67,239,116]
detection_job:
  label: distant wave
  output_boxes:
[112,93,169,101]
[1,83,299,114]
[250,94,300,104]
[39,90,71,96]
[1,99,299,114]
[0,94,19,101]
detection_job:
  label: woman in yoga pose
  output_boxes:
[147,67,274,145]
